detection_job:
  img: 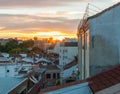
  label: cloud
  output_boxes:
[112,0,120,2]
[0,14,80,35]
[0,1,84,9]
[0,0,66,8]
[0,0,109,8]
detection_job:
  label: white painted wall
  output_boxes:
[59,46,78,66]
[53,42,60,54]
[62,64,77,78]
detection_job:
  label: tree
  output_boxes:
[0,39,34,53]
[4,39,18,52]
[0,44,4,52]
[8,48,22,54]
[19,39,34,48]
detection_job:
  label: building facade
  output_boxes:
[78,3,120,79]
[59,41,78,66]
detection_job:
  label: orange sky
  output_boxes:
[0,30,77,40]
[0,0,116,40]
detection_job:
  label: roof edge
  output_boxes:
[40,80,87,94]
[87,2,120,20]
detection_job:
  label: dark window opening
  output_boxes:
[57,73,60,78]
[53,73,56,79]
[46,74,51,79]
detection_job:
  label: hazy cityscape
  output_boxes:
[0,0,120,94]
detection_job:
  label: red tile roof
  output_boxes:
[64,59,77,70]
[33,64,40,70]
[87,65,120,93]
[40,64,60,70]
[40,65,120,94]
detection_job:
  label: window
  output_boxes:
[63,62,65,65]
[65,56,67,59]
[46,74,51,79]
[53,73,56,79]
[57,73,60,78]
[64,49,67,52]
[63,56,67,59]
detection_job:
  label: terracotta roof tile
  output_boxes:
[64,59,77,70]
[40,64,60,70]
[87,65,120,93]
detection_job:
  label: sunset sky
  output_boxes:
[0,0,118,40]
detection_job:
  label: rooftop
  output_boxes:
[88,2,120,20]
[40,64,120,94]
[44,82,91,94]
[0,77,25,94]
[0,64,32,77]
[40,80,90,94]
[40,64,60,70]
[60,42,78,47]
[64,59,77,70]
[87,65,120,93]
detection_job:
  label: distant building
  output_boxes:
[62,59,78,81]
[59,41,78,66]
[0,53,9,64]
[34,37,51,51]
[53,42,60,54]
[35,57,50,65]
[34,37,46,49]
[78,2,120,79]
[39,64,61,88]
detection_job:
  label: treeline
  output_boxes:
[0,39,43,55]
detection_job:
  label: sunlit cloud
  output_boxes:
[0,0,112,8]
[0,13,79,39]
[0,0,115,39]
[0,30,76,40]
[0,14,79,32]
[0,26,5,30]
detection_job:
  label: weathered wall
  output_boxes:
[88,5,120,76]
